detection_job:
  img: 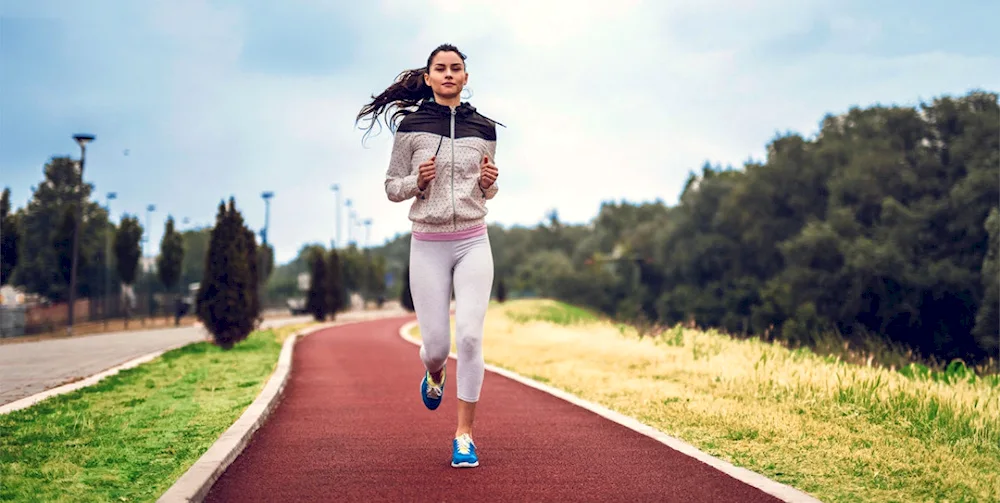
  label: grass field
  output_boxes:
[0,322,314,503]
[410,299,1000,503]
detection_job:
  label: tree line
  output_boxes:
[369,90,999,371]
[0,156,279,347]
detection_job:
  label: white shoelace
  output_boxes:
[455,434,474,455]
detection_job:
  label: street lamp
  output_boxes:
[67,133,95,335]
[363,218,373,249]
[144,204,155,318]
[331,184,341,249]
[349,210,358,247]
[259,192,275,311]
[345,199,353,247]
[104,192,117,326]
[261,191,274,246]
[144,204,156,258]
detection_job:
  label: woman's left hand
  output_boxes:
[480,155,498,189]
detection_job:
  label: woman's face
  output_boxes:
[424,51,467,101]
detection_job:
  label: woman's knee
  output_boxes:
[455,331,482,359]
[421,335,451,367]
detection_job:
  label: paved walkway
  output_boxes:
[0,310,400,406]
[204,317,786,503]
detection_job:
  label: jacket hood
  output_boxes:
[418,100,478,117]
[417,100,505,127]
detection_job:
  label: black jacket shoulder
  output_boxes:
[397,101,497,141]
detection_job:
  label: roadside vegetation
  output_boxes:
[411,299,1000,503]
[0,322,312,503]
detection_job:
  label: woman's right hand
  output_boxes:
[417,156,436,191]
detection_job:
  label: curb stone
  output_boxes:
[157,312,413,503]
[156,322,334,503]
[397,320,823,503]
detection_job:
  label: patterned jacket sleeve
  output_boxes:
[481,140,499,200]
[385,132,421,202]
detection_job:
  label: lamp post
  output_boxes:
[104,192,117,327]
[349,210,358,247]
[331,184,341,249]
[345,199,353,247]
[363,218,372,249]
[144,204,155,319]
[67,133,95,335]
[261,191,273,246]
[260,192,273,310]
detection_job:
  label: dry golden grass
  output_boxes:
[411,299,1000,503]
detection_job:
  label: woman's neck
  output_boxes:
[433,94,461,108]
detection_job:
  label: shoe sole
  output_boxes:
[451,461,479,468]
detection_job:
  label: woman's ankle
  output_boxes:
[430,368,444,382]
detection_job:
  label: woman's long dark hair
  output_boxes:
[356,43,467,144]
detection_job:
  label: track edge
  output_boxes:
[397,319,823,503]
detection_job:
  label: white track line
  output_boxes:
[397,320,822,503]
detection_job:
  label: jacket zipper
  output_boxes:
[450,107,457,231]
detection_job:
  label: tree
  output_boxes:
[1,188,19,285]
[114,215,143,326]
[243,223,261,324]
[197,198,259,349]
[258,243,275,286]
[306,247,328,321]
[157,216,185,324]
[326,248,346,319]
[179,227,211,287]
[496,277,507,303]
[12,157,108,301]
[972,206,999,363]
[157,216,184,293]
[400,263,414,312]
[365,253,387,305]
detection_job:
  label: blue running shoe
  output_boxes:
[420,367,446,410]
[451,433,479,468]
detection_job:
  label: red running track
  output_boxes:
[204,316,786,502]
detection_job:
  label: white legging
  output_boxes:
[409,233,494,403]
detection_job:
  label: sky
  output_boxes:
[2,0,997,264]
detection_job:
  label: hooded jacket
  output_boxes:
[384,100,500,234]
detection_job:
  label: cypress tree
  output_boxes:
[306,247,327,321]
[197,198,257,349]
[242,221,261,325]
[326,248,346,319]
[496,277,507,303]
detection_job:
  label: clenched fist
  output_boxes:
[417,156,436,191]
[480,155,498,189]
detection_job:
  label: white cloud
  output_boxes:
[58,0,996,264]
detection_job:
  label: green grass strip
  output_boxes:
[0,325,306,503]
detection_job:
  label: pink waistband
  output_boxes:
[412,224,488,242]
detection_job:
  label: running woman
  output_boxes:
[355,43,501,468]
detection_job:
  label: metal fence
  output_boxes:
[1,294,180,338]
